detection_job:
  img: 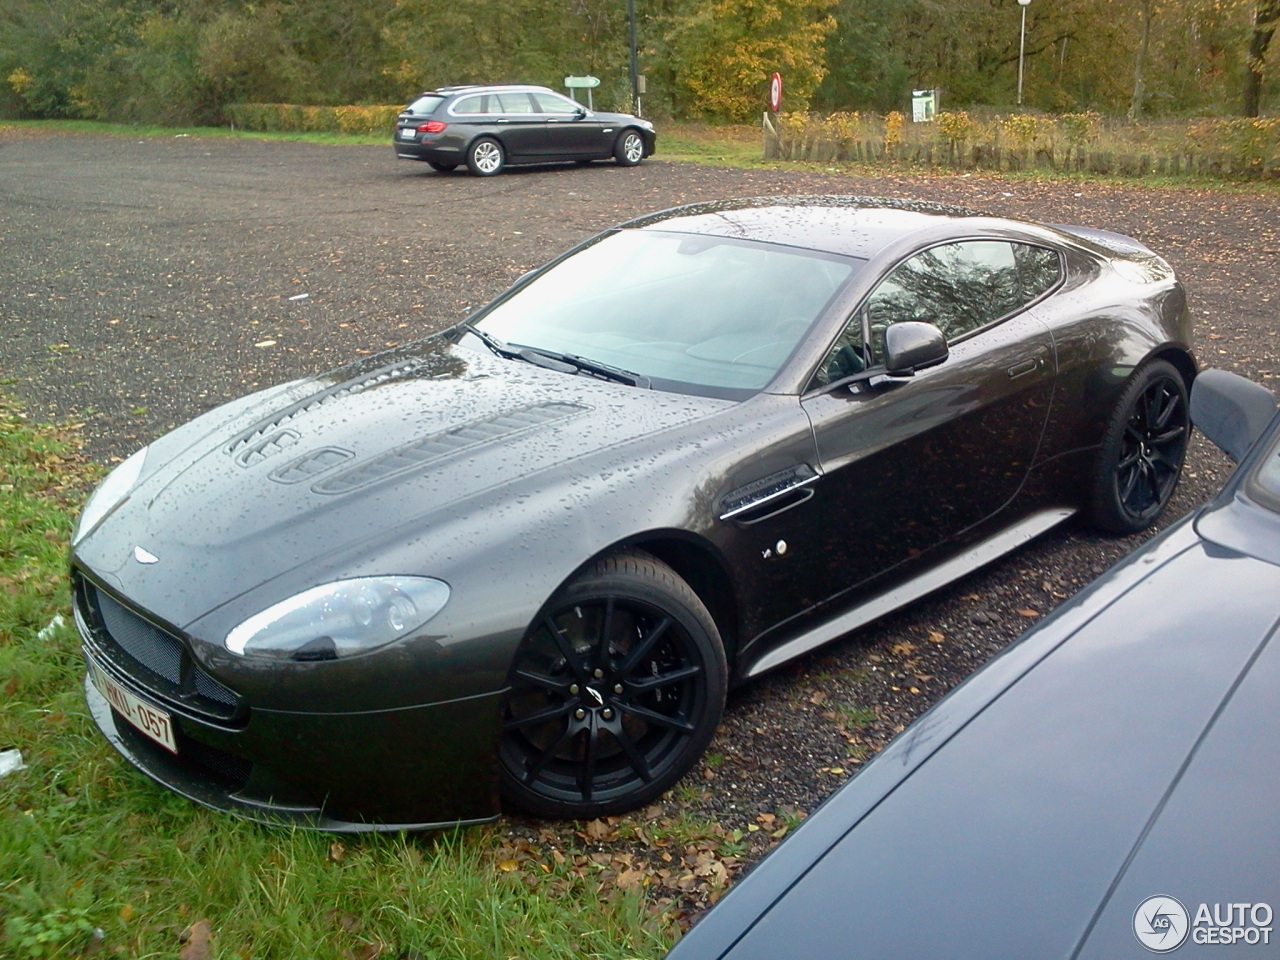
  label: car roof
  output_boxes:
[421,84,555,98]
[620,196,995,260]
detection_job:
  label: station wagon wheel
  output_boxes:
[499,550,727,819]
[614,130,645,166]
[466,138,505,176]
[1089,359,1189,534]
[427,161,457,172]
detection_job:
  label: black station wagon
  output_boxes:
[393,84,656,177]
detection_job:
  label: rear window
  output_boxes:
[406,95,445,115]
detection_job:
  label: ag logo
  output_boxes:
[1134,896,1190,953]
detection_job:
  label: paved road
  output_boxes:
[3,132,1276,463]
[2,128,1277,847]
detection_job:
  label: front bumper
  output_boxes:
[75,572,506,831]
[84,669,503,832]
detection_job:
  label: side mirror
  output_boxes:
[574,106,588,119]
[1191,368,1277,463]
[884,322,948,376]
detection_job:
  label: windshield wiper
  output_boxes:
[548,350,651,388]
[461,324,649,387]
[461,323,576,373]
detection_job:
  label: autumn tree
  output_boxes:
[1243,0,1280,114]
[660,0,837,121]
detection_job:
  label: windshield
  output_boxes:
[474,229,863,396]
[471,231,860,396]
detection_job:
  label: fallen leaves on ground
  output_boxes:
[177,919,213,960]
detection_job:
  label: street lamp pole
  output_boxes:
[1017,0,1031,107]
[628,0,640,115]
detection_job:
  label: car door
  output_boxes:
[481,92,547,160]
[529,91,610,158]
[798,239,1060,605]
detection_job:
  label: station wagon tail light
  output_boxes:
[417,120,447,133]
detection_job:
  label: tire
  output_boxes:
[498,550,727,819]
[427,161,457,172]
[466,138,504,176]
[1088,359,1190,534]
[613,129,645,166]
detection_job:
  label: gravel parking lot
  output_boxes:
[3,129,1277,911]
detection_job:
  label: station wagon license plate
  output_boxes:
[89,660,177,753]
[398,129,415,140]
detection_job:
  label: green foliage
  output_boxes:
[0,0,1273,132]
[225,103,404,135]
[660,0,837,121]
[1190,115,1280,169]
[812,0,913,112]
[766,108,1280,178]
[1060,111,1103,147]
[4,904,96,959]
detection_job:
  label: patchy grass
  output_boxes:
[0,394,679,960]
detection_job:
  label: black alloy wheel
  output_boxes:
[498,551,727,819]
[466,138,505,176]
[614,130,645,166]
[1090,359,1190,533]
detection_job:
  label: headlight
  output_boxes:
[225,577,450,660]
[73,446,149,545]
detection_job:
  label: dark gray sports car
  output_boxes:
[665,368,1279,960]
[72,196,1196,830]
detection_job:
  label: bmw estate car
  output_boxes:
[73,196,1195,831]
[666,369,1279,960]
[393,84,656,176]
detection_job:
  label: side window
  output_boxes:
[812,312,868,388]
[813,239,1057,388]
[864,240,1022,361]
[1014,243,1062,300]
[452,95,485,115]
[493,92,536,114]
[530,92,580,115]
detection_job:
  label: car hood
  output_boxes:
[670,515,1280,960]
[74,335,731,629]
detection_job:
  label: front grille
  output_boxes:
[97,590,183,683]
[77,576,244,723]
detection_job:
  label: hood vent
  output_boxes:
[225,357,433,459]
[270,447,354,485]
[313,401,589,495]
[234,429,300,468]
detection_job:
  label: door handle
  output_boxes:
[1007,358,1039,379]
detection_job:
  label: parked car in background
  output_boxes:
[666,368,1280,960]
[393,84,655,176]
[73,197,1194,831]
